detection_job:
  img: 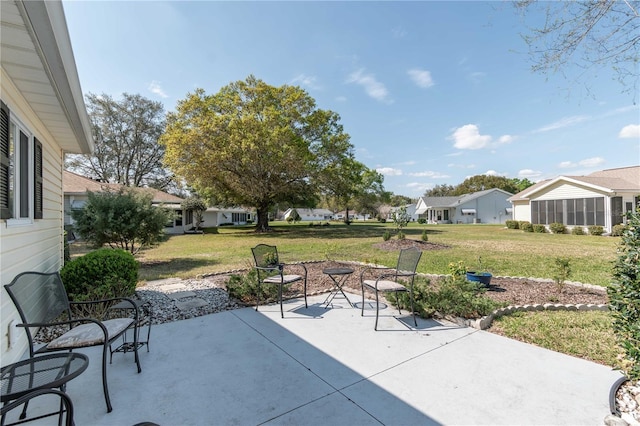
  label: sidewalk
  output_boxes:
[5,294,622,425]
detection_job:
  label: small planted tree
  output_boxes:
[608,210,640,380]
[181,196,207,232]
[71,188,172,254]
[391,206,411,240]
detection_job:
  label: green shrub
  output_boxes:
[63,231,71,264]
[608,212,640,380]
[552,257,571,293]
[421,229,429,242]
[549,222,566,234]
[417,218,426,224]
[397,231,406,240]
[60,248,138,308]
[520,222,533,232]
[533,224,547,233]
[382,230,391,241]
[392,274,502,319]
[505,220,519,229]
[378,218,386,223]
[571,226,585,235]
[226,269,279,304]
[588,225,604,236]
[612,224,625,237]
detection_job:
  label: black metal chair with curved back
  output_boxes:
[4,271,142,413]
[360,247,422,330]
[251,244,307,318]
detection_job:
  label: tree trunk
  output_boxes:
[344,207,351,224]
[255,208,270,232]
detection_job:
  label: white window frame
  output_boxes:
[6,114,34,227]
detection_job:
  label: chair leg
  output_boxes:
[279,284,284,318]
[255,281,261,312]
[101,344,113,412]
[361,286,365,317]
[303,279,308,308]
[410,289,417,327]
[374,290,380,331]
[133,322,142,374]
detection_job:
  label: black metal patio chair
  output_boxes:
[251,244,307,318]
[360,247,422,330]
[4,271,142,413]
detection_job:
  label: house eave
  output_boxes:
[2,0,93,154]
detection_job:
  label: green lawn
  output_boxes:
[129,221,618,285]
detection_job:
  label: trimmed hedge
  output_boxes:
[60,248,138,302]
[588,225,604,236]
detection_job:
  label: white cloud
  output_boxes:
[346,69,391,103]
[619,124,640,139]
[290,74,320,90]
[498,135,514,144]
[407,69,434,88]
[148,81,168,98]
[518,169,543,179]
[484,170,502,177]
[449,124,491,150]
[579,157,605,167]
[558,161,577,169]
[408,171,450,178]
[376,167,402,176]
[535,115,589,133]
[406,182,432,193]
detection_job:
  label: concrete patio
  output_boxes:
[4,293,622,425]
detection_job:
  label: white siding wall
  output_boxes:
[1,79,65,364]
[511,201,531,222]
[534,182,606,200]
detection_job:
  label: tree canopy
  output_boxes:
[423,175,534,197]
[66,93,175,190]
[160,75,365,232]
[515,0,640,97]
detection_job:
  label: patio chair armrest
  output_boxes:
[70,297,140,321]
[360,266,393,282]
[282,262,307,279]
[17,317,110,336]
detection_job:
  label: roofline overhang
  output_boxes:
[17,0,94,154]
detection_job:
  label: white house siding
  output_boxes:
[533,182,605,200]
[0,80,67,363]
[511,200,531,222]
[1,0,93,365]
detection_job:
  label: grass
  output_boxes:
[490,311,622,368]
[117,221,618,285]
[69,220,622,368]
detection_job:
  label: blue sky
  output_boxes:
[62,1,639,198]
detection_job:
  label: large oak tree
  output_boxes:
[66,93,174,190]
[160,76,357,232]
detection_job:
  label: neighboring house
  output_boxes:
[334,210,372,221]
[415,189,514,224]
[509,165,640,234]
[62,170,186,234]
[387,204,418,222]
[1,0,94,364]
[283,208,333,221]
[196,206,253,228]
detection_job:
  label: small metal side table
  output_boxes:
[108,299,152,363]
[1,353,88,426]
[322,267,355,308]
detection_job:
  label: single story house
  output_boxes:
[1,0,94,365]
[63,170,186,234]
[334,210,372,221]
[509,165,640,234]
[283,208,333,221]
[415,188,513,224]
[196,206,253,228]
[386,204,418,221]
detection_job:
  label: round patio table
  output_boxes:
[322,267,355,308]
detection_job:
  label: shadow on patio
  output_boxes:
[4,294,621,425]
